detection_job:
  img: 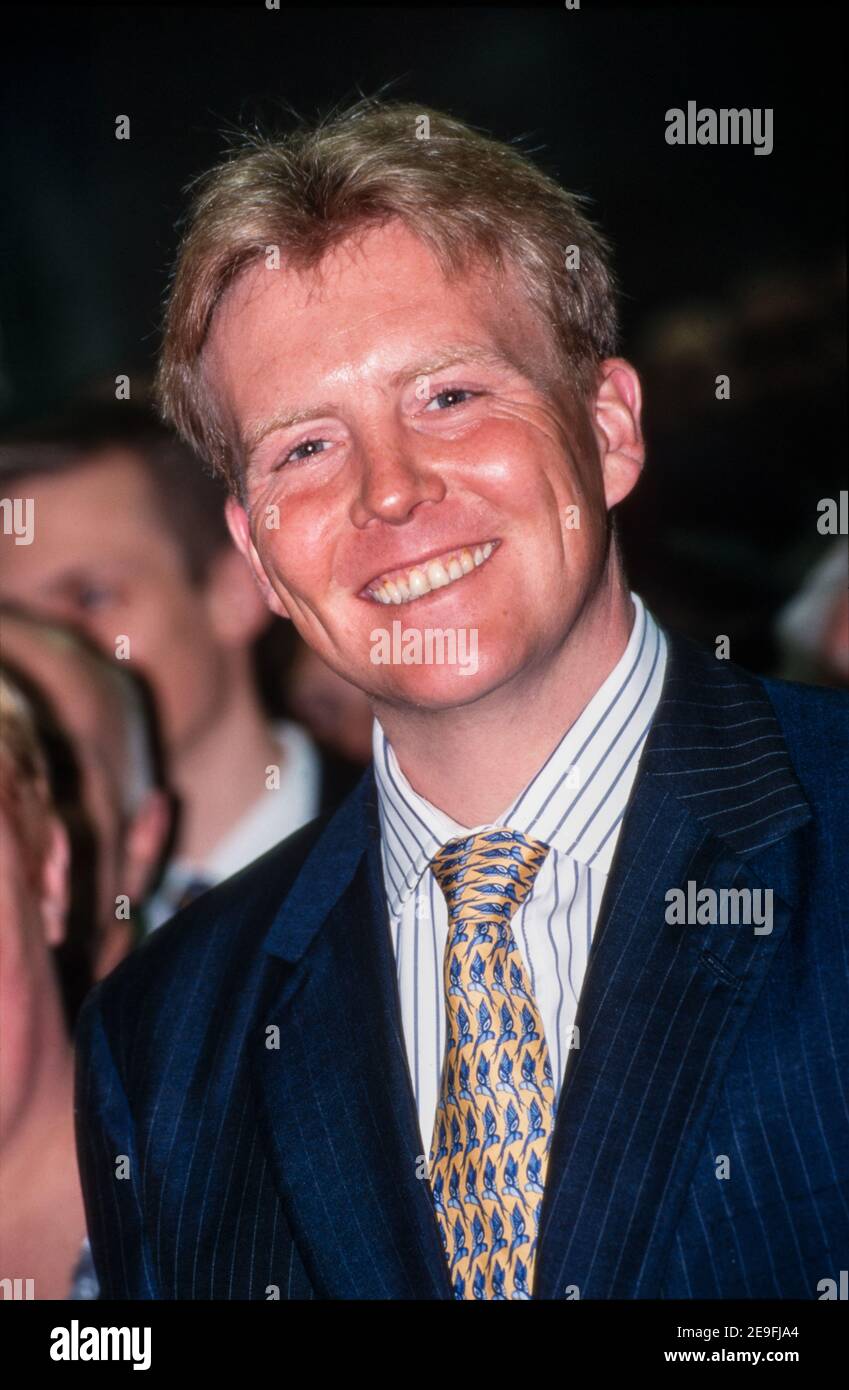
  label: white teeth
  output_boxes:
[426,559,450,589]
[368,541,497,605]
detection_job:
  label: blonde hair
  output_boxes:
[155,97,619,492]
[0,670,54,881]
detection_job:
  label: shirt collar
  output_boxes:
[373,593,667,916]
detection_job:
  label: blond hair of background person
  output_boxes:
[0,669,97,1298]
[1,609,171,983]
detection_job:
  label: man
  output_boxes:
[776,541,849,688]
[0,402,356,929]
[73,100,848,1300]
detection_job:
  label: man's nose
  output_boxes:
[349,425,446,528]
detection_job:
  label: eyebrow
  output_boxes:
[242,344,524,460]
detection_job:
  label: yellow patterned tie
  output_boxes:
[428,828,555,1300]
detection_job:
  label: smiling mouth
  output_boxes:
[362,540,500,605]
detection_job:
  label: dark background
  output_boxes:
[2,2,846,668]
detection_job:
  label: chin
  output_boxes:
[364,648,519,711]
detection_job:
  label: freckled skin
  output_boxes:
[212,219,644,723]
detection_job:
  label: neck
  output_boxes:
[171,662,282,865]
[373,573,635,827]
[0,1011,89,1298]
[0,1008,76,1220]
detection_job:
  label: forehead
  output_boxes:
[204,219,555,413]
[0,450,174,581]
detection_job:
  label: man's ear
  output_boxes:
[224,497,291,623]
[592,358,645,511]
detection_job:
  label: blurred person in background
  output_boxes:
[775,541,849,688]
[0,609,171,975]
[288,634,373,766]
[0,400,353,929]
[625,254,846,672]
[0,668,98,1298]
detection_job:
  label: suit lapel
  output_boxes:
[534,635,812,1299]
[252,774,452,1299]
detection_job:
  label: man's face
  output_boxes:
[0,450,230,753]
[213,219,632,709]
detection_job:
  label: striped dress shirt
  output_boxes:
[373,592,668,1153]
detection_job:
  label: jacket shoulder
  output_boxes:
[758,673,849,750]
[757,673,849,802]
[665,629,848,762]
[758,671,849,721]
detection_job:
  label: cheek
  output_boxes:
[128,592,209,663]
[257,505,337,598]
[0,937,38,1139]
[83,597,159,661]
[0,885,41,1028]
[459,416,584,511]
[85,615,126,660]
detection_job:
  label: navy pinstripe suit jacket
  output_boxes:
[74,635,849,1299]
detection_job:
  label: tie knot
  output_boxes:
[430,828,549,921]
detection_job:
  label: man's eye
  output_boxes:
[282,438,329,466]
[426,388,479,411]
[76,585,114,612]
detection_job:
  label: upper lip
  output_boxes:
[359,538,497,594]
